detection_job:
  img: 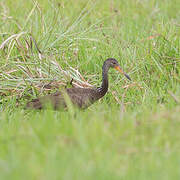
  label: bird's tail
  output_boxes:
[26,98,42,110]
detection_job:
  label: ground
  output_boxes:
[0,0,180,179]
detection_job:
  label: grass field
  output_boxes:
[0,0,180,179]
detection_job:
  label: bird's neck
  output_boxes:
[96,64,109,99]
[101,70,108,93]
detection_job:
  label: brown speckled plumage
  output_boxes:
[26,58,131,110]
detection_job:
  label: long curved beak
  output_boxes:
[114,65,131,81]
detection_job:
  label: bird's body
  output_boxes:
[27,87,104,109]
[26,58,131,110]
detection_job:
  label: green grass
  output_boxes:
[0,0,180,179]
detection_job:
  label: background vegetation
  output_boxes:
[0,0,180,179]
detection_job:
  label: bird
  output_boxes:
[26,58,131,110]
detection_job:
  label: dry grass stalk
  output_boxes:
[0,33,93,101]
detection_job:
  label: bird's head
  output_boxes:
[105,58,131,80]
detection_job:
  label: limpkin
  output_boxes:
[26,58,131,110]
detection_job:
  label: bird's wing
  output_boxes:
[66,88,97,108]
